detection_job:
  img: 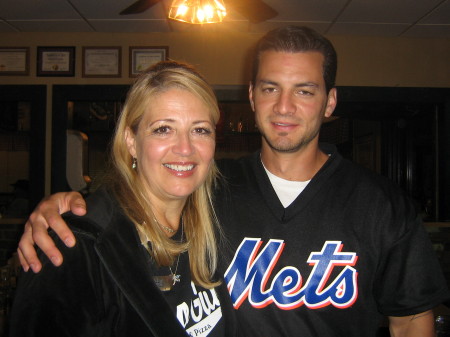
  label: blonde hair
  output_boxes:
[109,61,221,288]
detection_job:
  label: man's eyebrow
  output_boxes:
[257,79,319,88]
[258,79,278,86]
[295,82,319,88]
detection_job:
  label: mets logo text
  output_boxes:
[224,239,358,310]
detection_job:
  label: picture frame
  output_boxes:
[82,46,122,78]
[129,46,168,77]
[0,47,29,76]
[37,46,75,77]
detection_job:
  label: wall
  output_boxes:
[0,30,449,266]
[0,30,449,196]
[0,31,449,87]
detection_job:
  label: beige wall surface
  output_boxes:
[1,30,449,195]
[1,31,449,87]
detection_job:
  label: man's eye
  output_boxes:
[298,90,313,96]
[262,87,277,94]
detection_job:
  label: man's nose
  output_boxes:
[275,91,295,115]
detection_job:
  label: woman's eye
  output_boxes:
[152,125,171,134]
[194,127,212,135]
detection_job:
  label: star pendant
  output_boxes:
[172,274,181,285]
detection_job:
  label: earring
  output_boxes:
[132,157,137,169]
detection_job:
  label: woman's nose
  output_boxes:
[172,133,194,156]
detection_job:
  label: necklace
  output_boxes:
[169,221,183,285]
[150,218,183,291]
[153,215,176,234]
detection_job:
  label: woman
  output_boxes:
[9,61,236,337]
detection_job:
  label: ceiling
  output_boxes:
[0,0,449,38]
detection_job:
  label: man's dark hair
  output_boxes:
[251,25,337,93]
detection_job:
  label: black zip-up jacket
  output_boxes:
[9,188,236,337]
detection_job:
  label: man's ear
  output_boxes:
[324,88,337,118]
[248,82,255,112]
[124,127,137,158]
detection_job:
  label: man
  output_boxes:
[18,26,448,336]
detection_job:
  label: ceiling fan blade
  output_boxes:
[119,0,162,15]
[226,0,278,23]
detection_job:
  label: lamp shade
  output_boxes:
[168,0,227,24]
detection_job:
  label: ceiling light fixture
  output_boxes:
[168,0,227,24]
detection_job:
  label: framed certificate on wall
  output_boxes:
[82,47,122,78]
[37,46,75,77]
[0,47,29,76]
[129,46,168,77]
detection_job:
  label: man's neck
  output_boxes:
[260,142,329,182]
